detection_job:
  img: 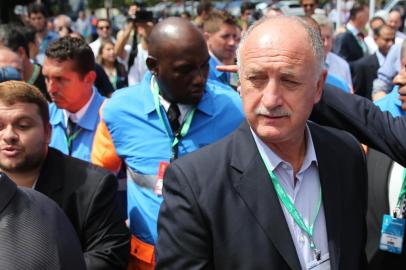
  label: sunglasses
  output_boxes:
[303,4,315,8]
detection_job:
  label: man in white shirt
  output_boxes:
[89,19,115,58]
[312,14,353,90]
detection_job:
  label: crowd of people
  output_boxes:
[1,0,406,269]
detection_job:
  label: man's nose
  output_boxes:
[261,79,283,108]
[1,126,18,144]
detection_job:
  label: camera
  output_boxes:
[0,67,22,83]
[128,10,154,23]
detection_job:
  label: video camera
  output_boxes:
[128,10,154,23]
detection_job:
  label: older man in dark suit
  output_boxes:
[0,80,130,270]
[156,16,367,270]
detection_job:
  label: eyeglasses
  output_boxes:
[98,26,110,30]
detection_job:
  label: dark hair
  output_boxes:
[349,3,368,20]
[0,80,49,125]
[45,36,95,78]
[374,23,395,37]
[0,24,29,57]
[241,2,255,14]
[197,1,213,15]
[28,3,47,17]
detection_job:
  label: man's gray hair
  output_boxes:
[236,15,325,79]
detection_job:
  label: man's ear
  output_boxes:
[84,70,97,85]
[44,122,52,145]
[203,32,211,41]
[146,56,158,74]
[17,47,26,59]
[314,69,327,104]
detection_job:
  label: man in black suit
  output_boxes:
[0,80,130,269]
[0,172,86,270]
[156,16,367,270]
[352,24,396,99]
[366,148,406,269]
[333,3,369,62]
[311,83,406,268]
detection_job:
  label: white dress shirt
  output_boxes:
[252,126,329,270]
[326,52,353,88]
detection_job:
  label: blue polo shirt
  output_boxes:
[49,89,105,161]
[325,74,351,93]
[208,55,231,87]
[374,85,404,117]
[101,72,244,245]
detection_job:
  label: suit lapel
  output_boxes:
[230,122,302,270]
[368,149,391,218]
[35,148,64,202]
[310,123,341,270]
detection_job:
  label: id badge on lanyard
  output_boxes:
[379,169,406,254]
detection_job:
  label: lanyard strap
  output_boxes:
[65,126,82,155]
[151,78,196,157]
[258,150,322,259]
[27,64,40,85]
[396,169,406,209]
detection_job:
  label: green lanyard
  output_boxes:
[27,64,40,85]
[395,169,406,217]
[151,78,196,159]
[65,124,82,155]
[258,150,322,260]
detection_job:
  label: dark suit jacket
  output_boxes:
[352,53,380,99]
[311,84,406,167]
[35,147,130,270]
[156,121,367,270]
[0,172,86,270]
[333,30,365,63]
[366,148,406,269]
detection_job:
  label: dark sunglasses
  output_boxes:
[98,26,110,30]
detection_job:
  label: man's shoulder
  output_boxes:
[44,148,114,186]
[308,121,362,153]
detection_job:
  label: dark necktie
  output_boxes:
[167,103,181,136]
[67,118,76,137]
[356,32,365,40]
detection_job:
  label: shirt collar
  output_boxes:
[64,88,95,125]
[375,50,386,66]
[346,22,359,35]
[251,124,318,174]
[145,73,214,117]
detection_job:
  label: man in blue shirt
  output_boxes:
[28,3,59,64]
[43,36,104,162]
[203,12,239,89]
[92,18,244,270]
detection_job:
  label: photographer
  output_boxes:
[115,2,154,82]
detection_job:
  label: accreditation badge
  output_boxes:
[154,161,169,196]
[379,214,405,254]
[306,253,330,270]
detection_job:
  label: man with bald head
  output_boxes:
[156,16,367,270]
[91,17,243,270]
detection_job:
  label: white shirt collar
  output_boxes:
[346,22,359,35]
[375,50,386,66]
[64,87,95,125]
[251,124,318,174]
[209,51,224,65]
